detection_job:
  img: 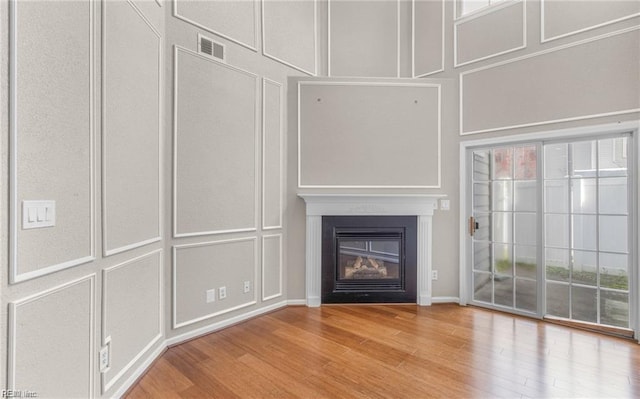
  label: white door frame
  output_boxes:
[458,120,640,341]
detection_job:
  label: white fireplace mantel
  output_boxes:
[298,194,446,307]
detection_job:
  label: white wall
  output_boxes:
[165,0,311,343]
[1,1,166,396]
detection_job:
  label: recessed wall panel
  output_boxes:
[12,0,94,281]
[413,0,444,77]
[174,0,257,50]
[262,0,316,75]
[102,250,162,391]
[174,47,257,236]
[262,79,283,230]
[298,82,441,188]
[9,276,95,398]
[103,1,161,255]
[542,0,640,42]
[455,0,525,67]
[461,28,640,134]
[262,234,283,301]
[329,0,398,77]
[173,238,258,328]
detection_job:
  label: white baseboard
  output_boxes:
[111,300,288,397]
[165,300,288,347]
[111,342,166,399]
[431,296,460,304]
[286,299,307,306]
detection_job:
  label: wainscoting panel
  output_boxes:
[173,0,257,50]
[173,238,258,328]
[8,276,95,398]
[298,81,441,188]
[102,250,163,392]
[173,46,258,237]
[454,0,525,67]
[10,0,95,282]
[262,234,283,301]
[262,78,284,230]
[329,0,399,77]
[412,0,444,77]
[542,0,640,42]
[262,0,316,75]
[103,0,162,256]
[460,27,640,135]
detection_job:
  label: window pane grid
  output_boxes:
[543,137,630,328]
[471,145,538,313]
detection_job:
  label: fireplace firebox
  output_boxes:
[322,216,417,303]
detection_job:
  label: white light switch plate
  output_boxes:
[22,200,55,229]
[440,199,450,211]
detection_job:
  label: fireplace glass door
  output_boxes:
[338,238,401,281]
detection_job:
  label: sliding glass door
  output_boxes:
[468,134,633,331]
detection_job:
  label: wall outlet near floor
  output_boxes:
[219,286,227,299]
[432,270,438,281]
[99,343,110,372]
[206,288,216,303]
[243,281,251,294]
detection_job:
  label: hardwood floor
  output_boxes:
[125,304,640,398]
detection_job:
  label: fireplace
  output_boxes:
[298,194,443,307]
[322,216,417,303]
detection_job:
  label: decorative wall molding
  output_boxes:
[327,0,400,77]
[262,78,284,231]
[101,250,163,393]
[297,81,442,189]
[454,0,519,21]
[173,45,259,238]
[172,237,258,329]
[261,0,317,75]
[8,274,96,397]
[9,0,96,283]
[459,26,640,135]
[262,234,283,301]
[454,0,526,68]
[541,0,640,43]
[412,0,445,78]
[173,0,258,52]
[102,0,163,257]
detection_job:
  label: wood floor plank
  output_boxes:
[125,305,640,398]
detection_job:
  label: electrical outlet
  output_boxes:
[243,281,251,294]
[99,343,110,372]
[219,286,227,299]
[432,270,438,281]
[206,288,216,303]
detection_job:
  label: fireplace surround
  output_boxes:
[298,194,444,307]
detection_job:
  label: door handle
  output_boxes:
[469,216,478,236]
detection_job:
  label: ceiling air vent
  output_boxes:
[198,34,225,62]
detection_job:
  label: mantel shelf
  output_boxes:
[298,193,447,217]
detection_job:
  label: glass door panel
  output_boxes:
[543,136,631,329]
[471,145,538,314]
